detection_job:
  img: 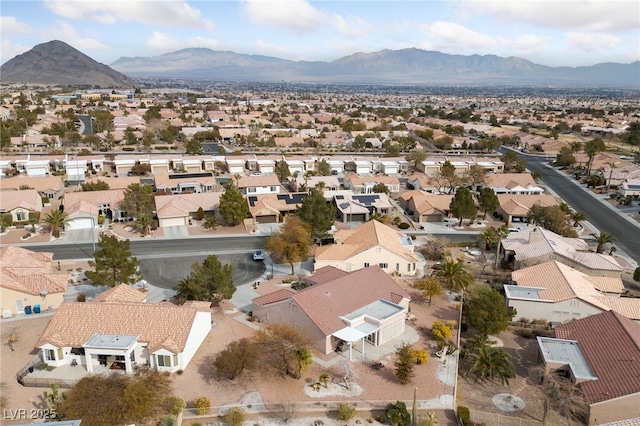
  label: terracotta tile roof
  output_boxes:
[592,296,640,321]
[485,173,539,190]
[290,266,410,335]
[315,221,418,262]
[0,175,64,193]
[155,193,222,218]
[343,174,400,186]
[0,246,67,295]
[497,194,557,215]
[253,288,297,306]
[0,189,42,212]
[236,175,281,188]
[511,260,620,310]
[37,301,210,353]
[555,311,640,404]
[306,266,349,285]
[64,189,125,211]
[91,283,147,303]
[154,173,218,189]
[82,176,141,190]
[502,227,622,272]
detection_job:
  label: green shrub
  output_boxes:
[224,407,246,426]
[193,397,211,415]
[336,402,356,421]
[196,207,205,221]
[398,222,410,229]
[123,146,135,152]
[163,395,185,416]
[97,216,105,225]
[457,406,470,425]
[76,293,86,302]
[0,213,12,230]
[41,196,50,204]
[634,267,640,283]
[384,401,411,426]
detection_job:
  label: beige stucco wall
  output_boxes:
[507,297,605,324]
[314,246,418,276]
[589,393,640,425]
[0,287,65,316]
[253,299,332,354]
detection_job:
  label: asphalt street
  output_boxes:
[519,154,640,265]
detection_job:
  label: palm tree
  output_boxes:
[478,227,500,251]
[571,211,587,228]
[319,372,331,388]
[135,213,152,235]
[43,209,70,238]
[591,231,616,254]
[435,258,475,292]
[464,345,516,386]
[203,216,218,230]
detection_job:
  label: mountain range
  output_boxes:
[0,40,133,88]
[111,47,639,86]
[2,40,638,87]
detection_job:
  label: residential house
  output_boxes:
[63,189,126,227]
[252,266,410,358]
[400,190,454,222]
[620,179,640,197]
[334,193,394,223]
[236,175,282,195]
[289,175,340,192]
[600,163,640,187]
[0,175,64,201]
[246,193,307,224]
[65,158,87,184]
[0,189,43,224]
[505,260,638,324]
[36,300,212,374]
[481,173,544,195]
[497,227,623,277]
[155,192,222,228]
[314,220,422,276]
[154,173,219,194]
[496,194,558,225]
[418,156,505,176]
[537,311,640,424]
[91,283,147,304]
[0,246,67,317]
[342,174,400,194]
[407,174,438,193]
[225,158,246,174]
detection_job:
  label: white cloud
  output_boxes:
[41,20,111,51]
[1,16,31,34]
[461,0,639,32]
[254,39,293,58]
[240,0,324,34]
[145,31,222,52]
[499,34,550,55]
[332,14,372,39]
[565,32,620,51]
[1,39,31,64]
[421,21,496,50]
[42,0,215,31]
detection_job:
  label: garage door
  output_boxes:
[67,218,93,230]
[256,215,277,223]
[348,214,367,222]
[161,217,187,227]
[424,215,442,222]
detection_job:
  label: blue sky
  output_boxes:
[2,0,639,67]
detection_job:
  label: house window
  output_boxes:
[294,323,301,332]
[570,300,579,307]
[270,186,277,191]
[115,355,125,362]
[407,264,411,272]
[248,187,256,193]
[173,355,178,366]
[379,263,388,269]
[396,263,399,271]
[16,212,26,221]
[364,262,370,268]
[289,303,297,312]
[157,355,172,367]
[45,349,56,361]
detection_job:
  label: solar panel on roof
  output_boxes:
[335,195,345,200]
[340,202,351,209]
[169,172,213,180]
[628,184,640,190]
[352,195,379,205]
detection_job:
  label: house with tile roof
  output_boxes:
[155,192,222,228]
[0,188,43,224]
[537,311,640,424]
[252,266,410,358]
[63,189,126,229]
[314,220,423,276]
[333,193,394,223]
[400,190,454,222]
[91,283,147,303]
[505,260,638,324]
[0,175,65,201]
[498,227,623,277]
[0,246,67,316]
[236,174,282,195]
[342,174,400,194]
[36,300,212,374]
[246,193,307,224]
[481,173,544,195]
[496,194,558,225]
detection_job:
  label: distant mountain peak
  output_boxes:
[1,40,133,87]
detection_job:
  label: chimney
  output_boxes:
[528,227,542,243]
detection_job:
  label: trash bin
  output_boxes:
[24,306,32,315]
[34,305,41,314]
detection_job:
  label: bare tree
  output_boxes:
[529,366,589,425]
[6,328,18,352]
[338,360,359,390]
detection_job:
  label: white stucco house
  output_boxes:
[36,299,212,374]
